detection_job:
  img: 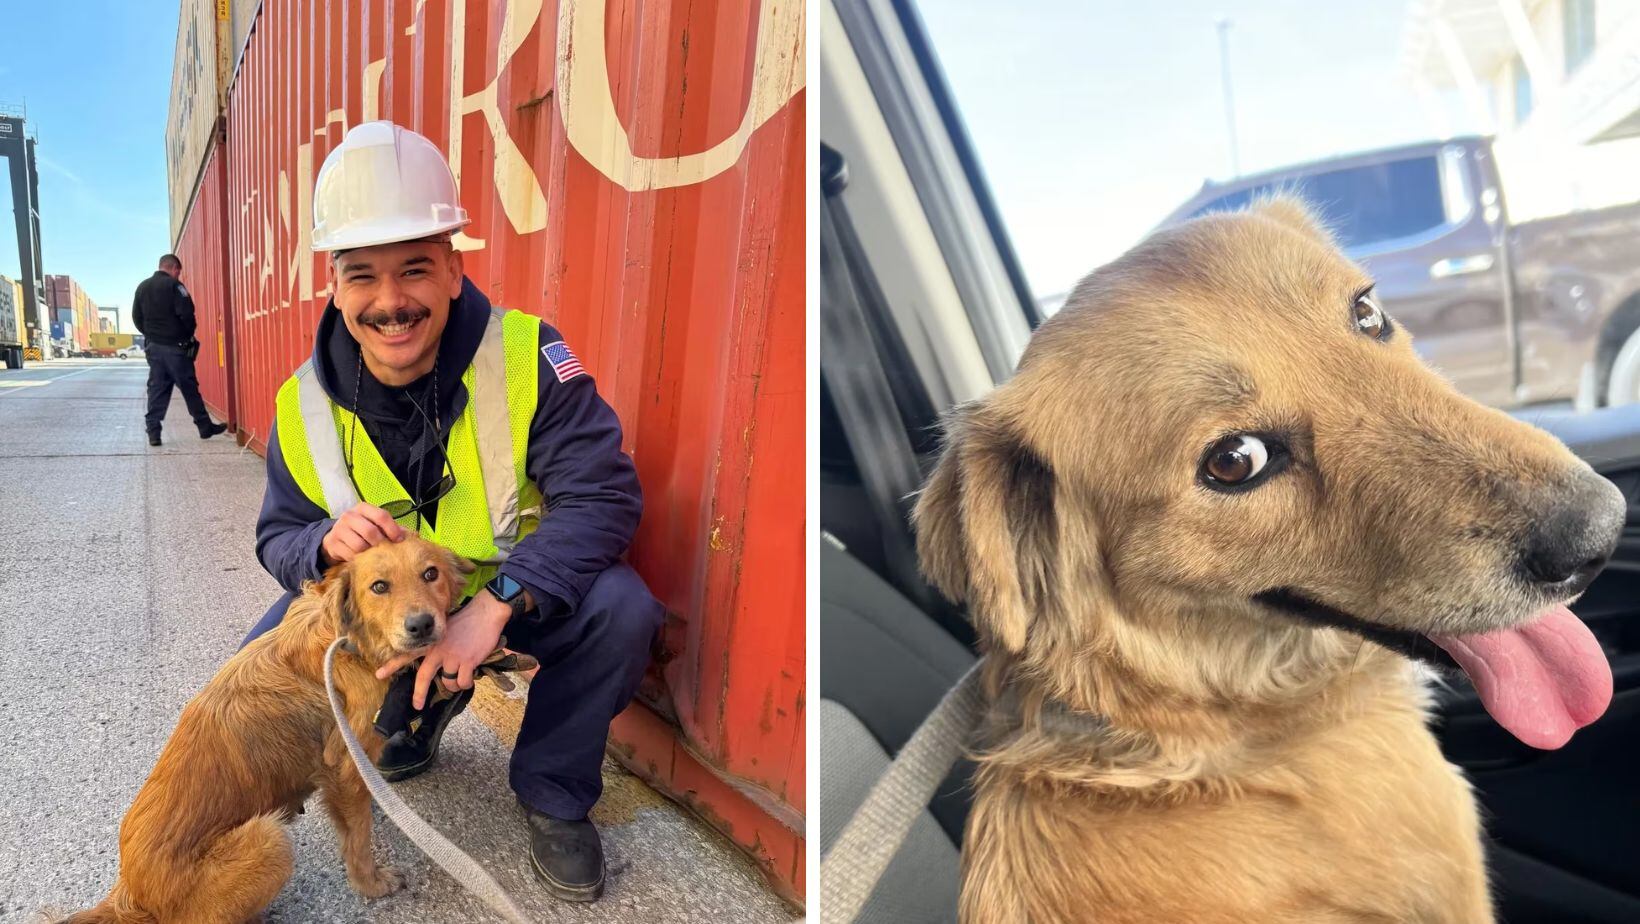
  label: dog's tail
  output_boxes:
[42,815,287,924]
[37,888,156,924]
[40,907,154,924]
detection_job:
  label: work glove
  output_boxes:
[373,643,539,738]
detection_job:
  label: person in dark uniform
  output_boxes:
[131,254,228,445]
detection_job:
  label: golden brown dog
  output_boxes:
[915,198,1624,923]
[58,534,472,923]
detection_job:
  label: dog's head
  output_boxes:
[916,197,1623,749]
[312,533,475,667]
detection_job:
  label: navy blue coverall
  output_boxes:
[248,278,662,820]
[131,270,215,438]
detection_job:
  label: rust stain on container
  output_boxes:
[168,0,806,900]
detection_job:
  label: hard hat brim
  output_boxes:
[311,216,472,254]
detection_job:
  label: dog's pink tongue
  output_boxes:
[1429,605,1611,750]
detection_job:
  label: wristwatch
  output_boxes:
[486,572,530,621]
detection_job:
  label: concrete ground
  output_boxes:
[0,360,800,924]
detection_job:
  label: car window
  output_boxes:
[911,1,1640,424]
[1192,157,1447,250]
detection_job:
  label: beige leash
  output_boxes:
[324,637,534,924]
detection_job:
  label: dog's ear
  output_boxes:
[914,403,1060,654]
[444,549,475,607]
[1251,194,1333,245]
[315,563,356,632]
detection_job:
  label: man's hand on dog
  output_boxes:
[375,591,514,709]
[321,504,407,564]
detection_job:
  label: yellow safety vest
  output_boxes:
[275,307,543,598]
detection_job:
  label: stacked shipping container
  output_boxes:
[0,273,22,358]
[168,0,806,901]
[44,274,97,351]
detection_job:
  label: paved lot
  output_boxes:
[0,360,798,923]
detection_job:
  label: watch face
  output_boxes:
[491,574,522,601]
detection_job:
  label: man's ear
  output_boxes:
[447,247,465,299]
[913,403,1062,654]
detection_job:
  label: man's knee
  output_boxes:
[578,563,663,654]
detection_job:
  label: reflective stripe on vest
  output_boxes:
[474,310,522,552]
[295,361,360,517]
[276,308,542,592]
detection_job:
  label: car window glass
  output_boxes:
[1192,157,1446,250]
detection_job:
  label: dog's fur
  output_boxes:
[58,535,471,923]
[915,199,1611,923]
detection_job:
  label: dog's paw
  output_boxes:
[350,864,407,899]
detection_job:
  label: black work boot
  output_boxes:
[198,421,228,439]
[524,805,605,902]
[147,431,162,446]
[375,687,473,782]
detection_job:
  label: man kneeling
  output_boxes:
[248,121,662,903]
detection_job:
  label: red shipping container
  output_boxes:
[176,142,233,422]
[169,0,806,901]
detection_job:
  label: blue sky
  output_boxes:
[1,1,1477,321]
[919,0,1482,299]
[0,2,179,330]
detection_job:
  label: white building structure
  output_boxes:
[1403,0,1640,221]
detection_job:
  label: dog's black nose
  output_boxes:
[1520,472,1626,591]
[403,612,436,639]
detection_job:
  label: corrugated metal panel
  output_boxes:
[227,0,260,82]
[176,142,232,421]
[78,293,94,351]
[79,285,92,351]
[166,0,225,245]
[175,0,806,899]
[0,273,18,346]
[10,278,22,349]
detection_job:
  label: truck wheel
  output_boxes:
[4,347,18,370]
[1608,325,1640,407]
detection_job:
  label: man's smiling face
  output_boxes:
[332,239,464,386]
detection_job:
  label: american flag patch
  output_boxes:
[542,340,586,383]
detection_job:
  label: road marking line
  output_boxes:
[0,366,101,396]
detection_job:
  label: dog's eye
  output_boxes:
[422,567,439,582]
[1353,291,1390,340]
[370,580,389,595]
[1201,434,1275,488]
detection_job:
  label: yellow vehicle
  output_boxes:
[90,332,135,357]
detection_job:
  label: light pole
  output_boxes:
[1216,17,1241,177]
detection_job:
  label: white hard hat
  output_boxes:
[310,121,470,253]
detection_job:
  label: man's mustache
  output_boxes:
[357,306,432,326]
